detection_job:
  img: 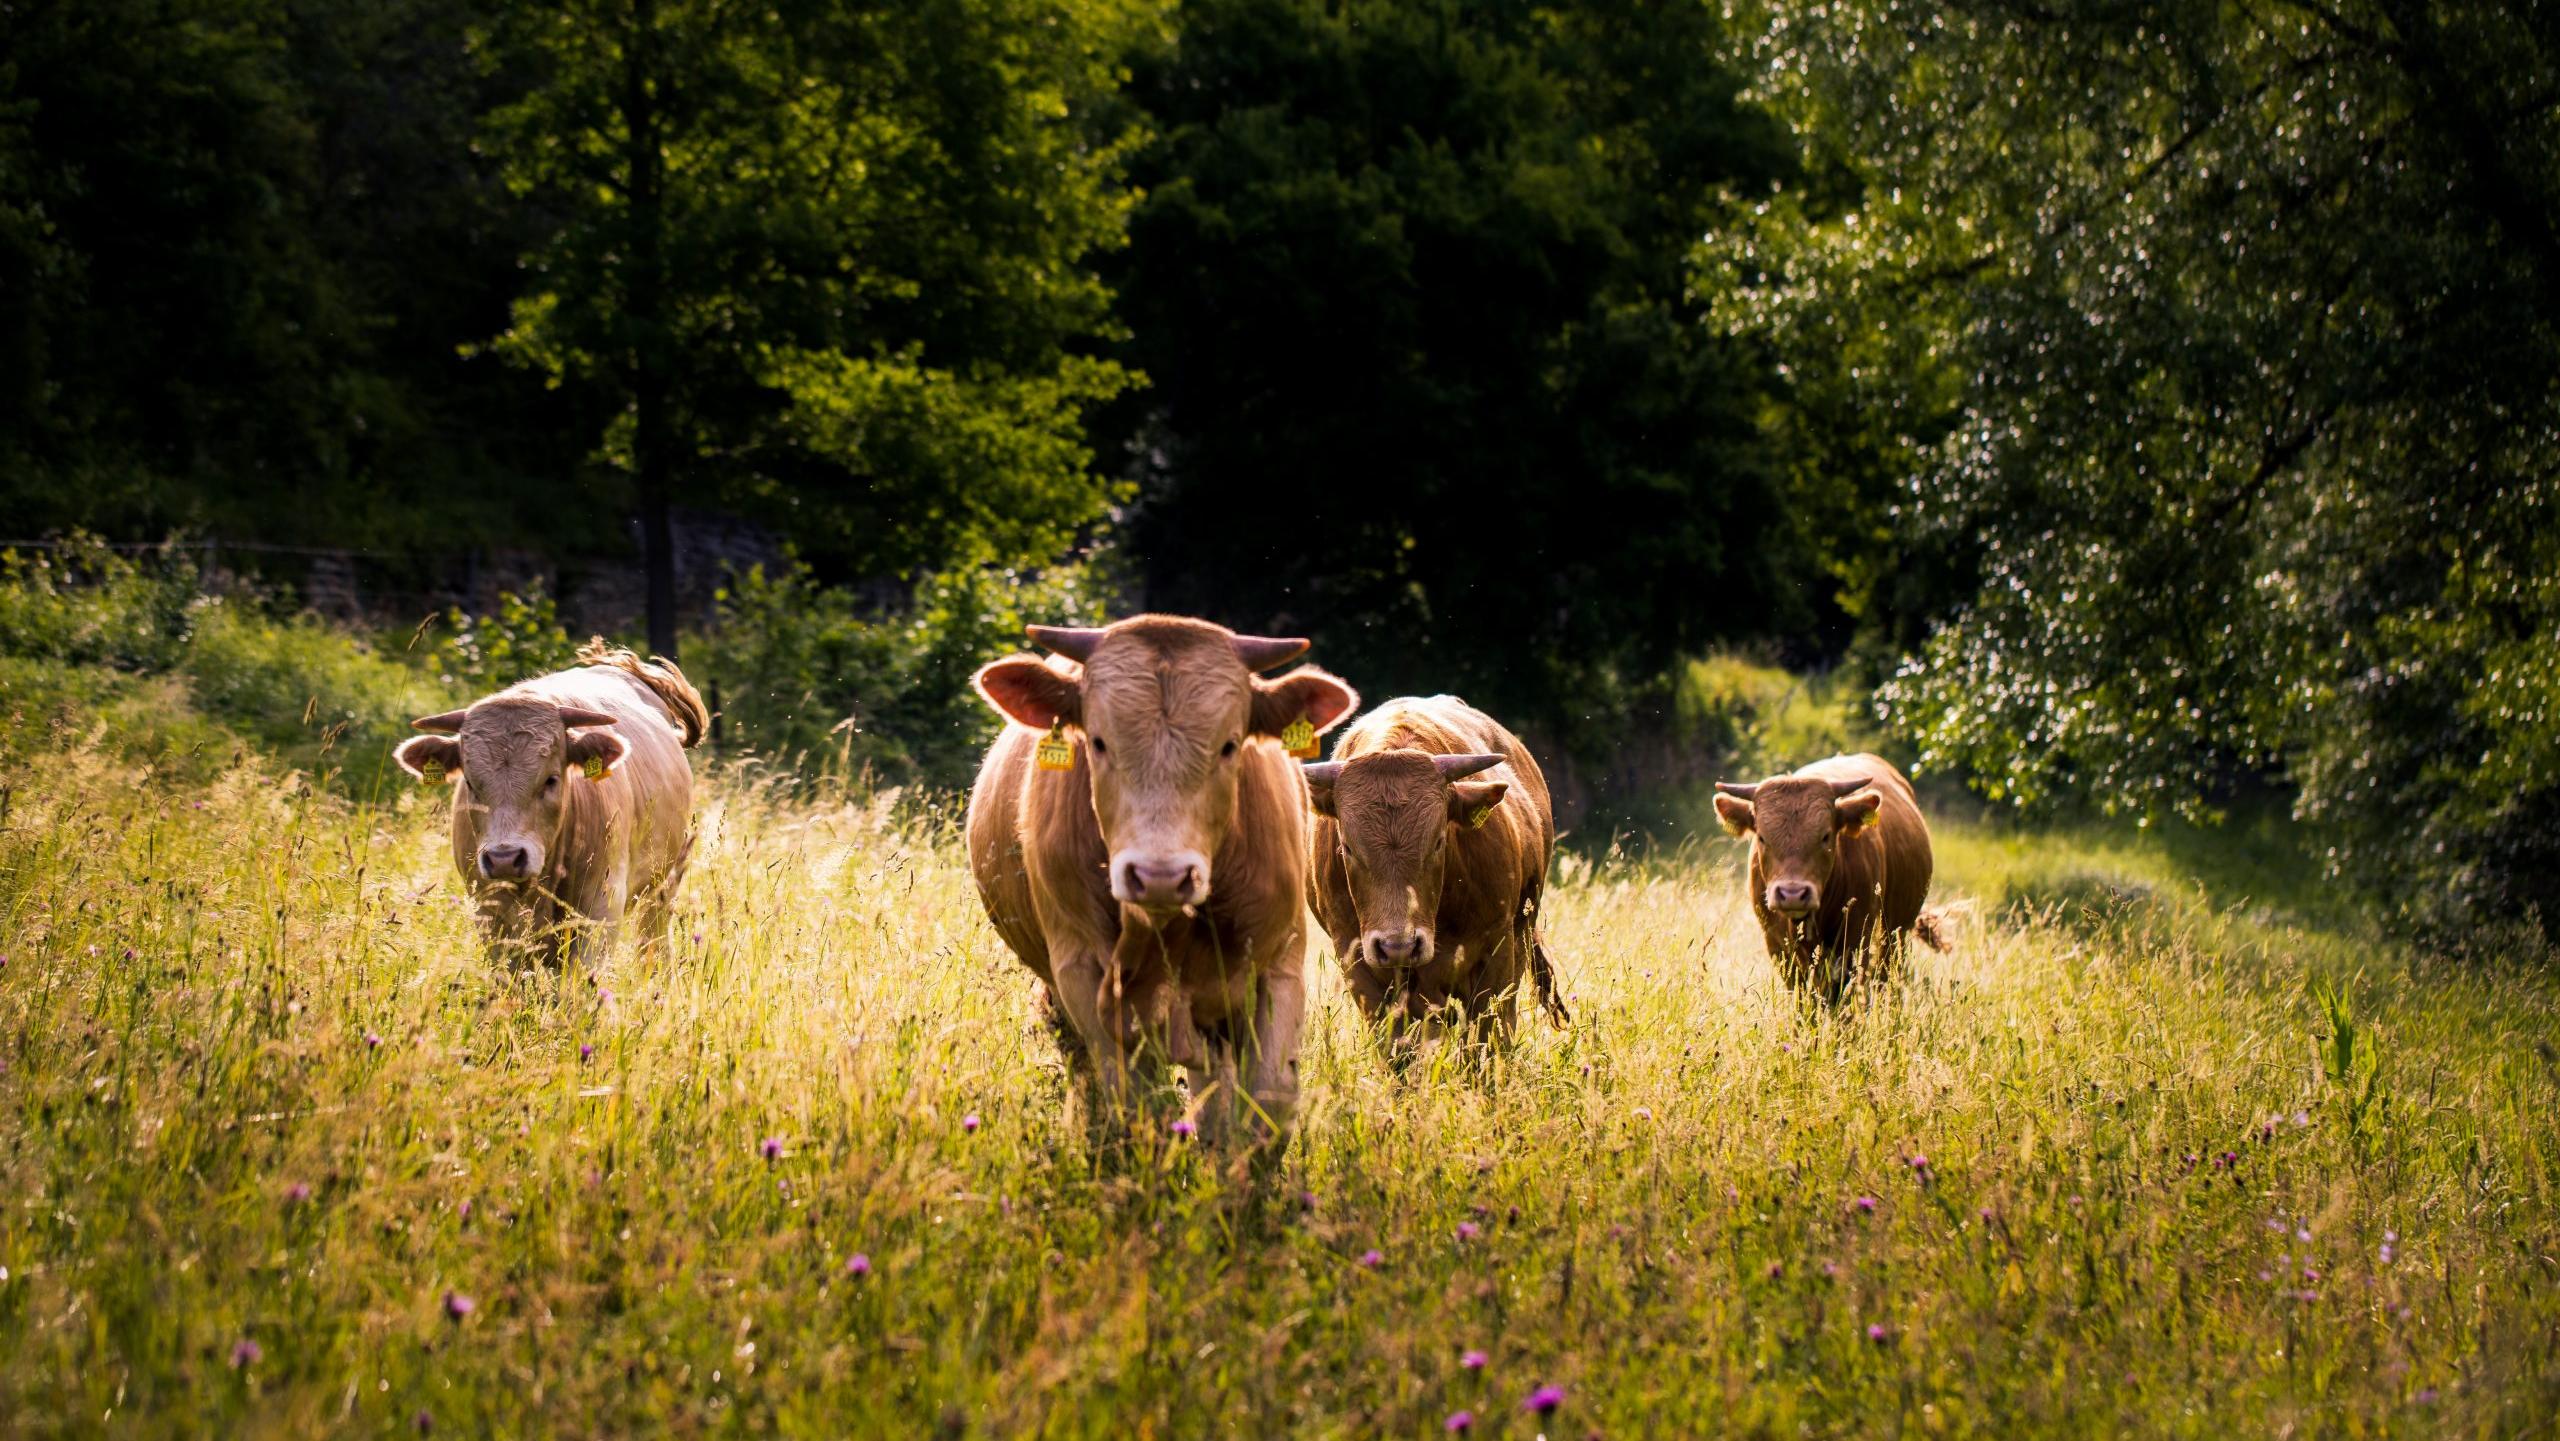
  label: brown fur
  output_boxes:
[1715,753,1936,999]
[574,639,711,748]
[965,615,1357,1141]
[1305,696,1565,1039]
[393,655,701,966]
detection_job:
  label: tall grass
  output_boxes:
[2,705,2554,1435]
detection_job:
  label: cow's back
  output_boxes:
[1795,752,1932,940]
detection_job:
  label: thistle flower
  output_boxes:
[1445,1411,1474,1433]
[284,1181,312,1205]
[1852,1196,1877,1214]
[1358,1249,1384,1269]
[443,1291,475,1321]
[1460,1349,1488,1371]
[413,1409,433,1433]
[365,1032,381,1050]
[579,1042,593,1063]
[845,1253,871,1278]
[229,1337,262,1368]
[963,1114,981,1134]
[1524,1384,1565,1417]
[1170,1118,1196,1139]
[760,1137,783,1162]
[1456,1221,1481,1242]
[1867,1323,1891,1343]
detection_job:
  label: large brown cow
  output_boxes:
[1302,696,1565,1043]
[1713,752,1941,999]
[967,616,1357,1141]
[393,642,709,966]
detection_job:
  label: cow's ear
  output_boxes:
[1250,666,1358,737]
[1449,780,1507,829]
[1834,790,1883,831]
[394,734,463,783]
[1713,794,1755,835]
[1302,761,1342,818]
[567,727,628,780]
[975,655,1081,730]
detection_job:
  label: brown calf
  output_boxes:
[394,643,709,966]
[1303,695,1565,1041]
[1714,752,1939,999]
[966,615,1357,1140]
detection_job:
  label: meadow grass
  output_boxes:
[2,729,2557,1437]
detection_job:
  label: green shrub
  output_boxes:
[0,535,198,671]
[431,582,587,691]
[1674,652,1878,780]
[181,600,455,791]
[703,556,1114,790]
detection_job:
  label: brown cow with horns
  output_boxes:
[966,615,1358,1141]
[1714,753,1942,999]
[393,641,709,966]
[1303,695,1566,1043]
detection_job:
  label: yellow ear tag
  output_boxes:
[582,754,607,782]
[1280,717,1319,759]
[1035,722,1075,772]
[420,760,445,786]
[1471,803,1496,829]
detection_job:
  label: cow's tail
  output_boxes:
[1914,898,1971,952]
[578,638,712,749]
[1521,884,1570,1026]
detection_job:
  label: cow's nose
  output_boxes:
[1768,881,1817,914]
[1120,856,1205,910]
[1366,929,1430,966]
[479,843,531,880]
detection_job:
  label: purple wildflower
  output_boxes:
[1456,1221,1482,1242]
[579,1042,593,1063]
[1524,1384,1565,1417]
[963,1113,981,1134]
[1445,1411,1475,1433]
[1852,1196,1877,1214]
[413,1409,433,1433]
[2414,1388,2438,1404]
[229,1337,262,1368]
[1460,1349,1488,1371]
[1299,1190,1317,1211]
[760,1137,783,1162]
[845,1253,871,1278]
[1867,1323,1891,1343]
[284,1181,312,1205]
[1766,1260,1783,1279]
[365,1031,381,1050]
[443,1291,475,1320]
[1170,1118,1196,1139]
[1359,1249,1384,1269]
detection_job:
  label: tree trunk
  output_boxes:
[624,0,678,660]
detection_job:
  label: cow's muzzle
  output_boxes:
[479,842,537,882]
[1363,927,1435,968]
[1766,881,1818,917]
[1113,851,1209,912]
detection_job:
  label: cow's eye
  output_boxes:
[1088,735,1107,757]
[544,775,559,795]
[1220,738,1238,759]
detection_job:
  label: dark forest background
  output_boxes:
[3,0,2555,939]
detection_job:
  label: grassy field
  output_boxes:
[3,716,2558,1436]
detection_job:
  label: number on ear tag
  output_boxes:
[1280,717,1319,759]
[582,754,608,781]
[1035,722,1074,772]
[1470,803,1496,828]
[420,760,445,786]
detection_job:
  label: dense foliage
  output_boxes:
[1111,0,1813,729]
[1712,0,2560,934]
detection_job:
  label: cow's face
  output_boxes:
[1303,751,1506,968]
[1714,777,1881,918]
[974,616,1358,917]
[394,698,627,884]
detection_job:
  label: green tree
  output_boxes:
[1715,0,2560,933]
[1108,0,1802,750]
[477,0,1156,656]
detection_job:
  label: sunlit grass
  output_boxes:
[2,735,2555,1436]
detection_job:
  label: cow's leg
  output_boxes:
[1052,949,1133,1118]
[1242,953,1307,1143]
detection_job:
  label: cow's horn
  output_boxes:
[1026,624,1105,662]
[1713,781,1760,800]
[411,709,470,734]
[1434,753,1504,780]
[1301,761,1344,784]
[1830,776,1875,797]
[558,706,619,729]
[1231,633,1310,671]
